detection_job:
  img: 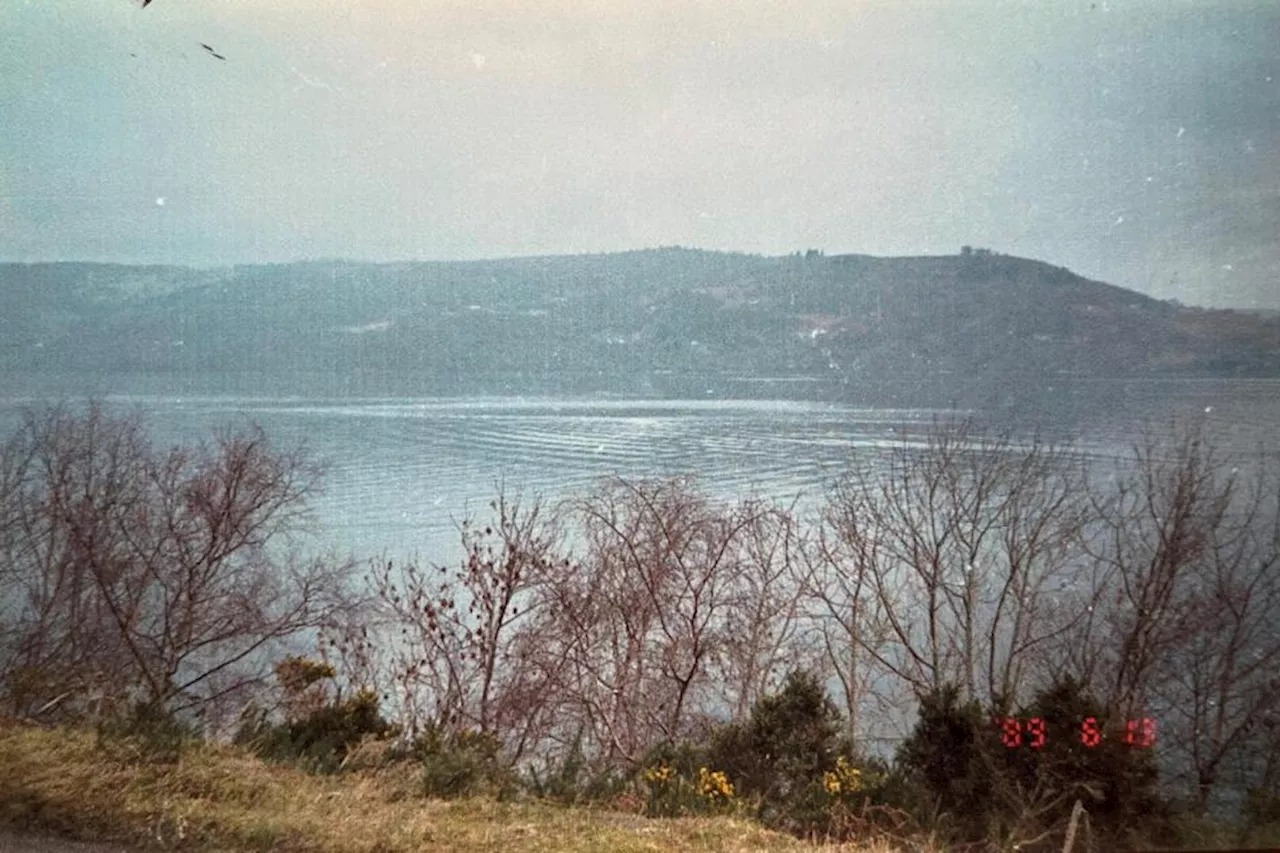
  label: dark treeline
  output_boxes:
[1,403,1277,850]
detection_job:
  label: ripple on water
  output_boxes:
[1,387,1276,563]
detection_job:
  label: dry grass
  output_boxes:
[0,723,912,853]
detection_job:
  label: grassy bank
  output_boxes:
[0,722,906,853]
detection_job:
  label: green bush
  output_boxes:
[634,741,739,819]
[235,687,395,773]
[1009,677,1168,848]
[893,683,995,843]
[410,725,517,799]
[706,670,853,837]
[894,678,1171,851]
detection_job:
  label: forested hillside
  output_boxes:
[4,249,1277,399]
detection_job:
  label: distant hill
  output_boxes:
[3,249,1278,402]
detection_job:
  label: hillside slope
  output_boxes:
[3,249,1277,399]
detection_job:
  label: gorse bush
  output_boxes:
[236,687,395,773]
[639,761,739,818]
[707,670,860,837]
[894,679,1170,851]
[1011,676,1167,847]
[894,683,993,841]
[235,657,395,773]
[822,755,870,799]
[274,656,337,703]
[411,724,517,799]
[233,656,518,798]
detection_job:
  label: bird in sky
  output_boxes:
[135,3,229,61]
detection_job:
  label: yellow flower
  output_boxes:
[644,763,674,785]
[698,767,735,801]
[826,757,863,796]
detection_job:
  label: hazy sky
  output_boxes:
[2,0,1277,308]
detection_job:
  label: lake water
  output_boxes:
[1,378,1276,566]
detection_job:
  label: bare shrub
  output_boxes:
[1081,427,1280,814]
[0,402,358,730]
[524,477,809,769]
[810,420,1093,733]
[367,489,565,764]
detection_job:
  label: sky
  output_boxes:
[1,0,1277,309]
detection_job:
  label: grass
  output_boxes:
[0,721,909,853]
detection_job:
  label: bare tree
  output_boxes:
[1082,428,1235,719]
[561,478,734,762]
[811,420,1092,719]
[2,405,160,718]
[801,507,907,751]
[1084,429,1280,813]
[368,489,565,762]
[527,477,800,768]
[716,500,808,721]
[0,402,358,729]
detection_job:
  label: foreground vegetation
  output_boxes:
[0,721,900,853]
[2,402,1278,851]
